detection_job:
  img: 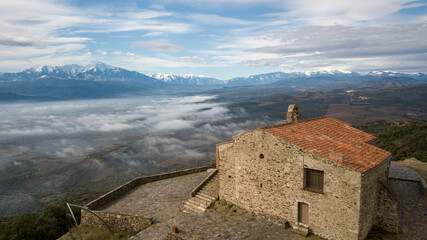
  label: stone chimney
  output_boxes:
[287,104,301,123]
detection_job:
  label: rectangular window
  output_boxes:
[303,168,324,193]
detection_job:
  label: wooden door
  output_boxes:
[298,202,309,225]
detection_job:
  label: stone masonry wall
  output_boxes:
[81,210,151,234]
[358,159,398,239]
[218,129,362,240]
[375,181,400,233]
[217,142,235,203]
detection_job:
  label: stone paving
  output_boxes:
[99,171,210,223]
[132,201,323,240]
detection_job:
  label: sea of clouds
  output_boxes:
[0,95,261,166]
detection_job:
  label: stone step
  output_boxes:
[198,189,216,196]
[182,204,204,215]
[197,192,216,200]
[188,197,210,207]
[182,207,204,215]
[182,201,206,215]
[181,171,219,215]
[194,195,212,204]
[196,196,215,204]
[183,201,205,212]
[292,225,310,237]
[184,200,207,211]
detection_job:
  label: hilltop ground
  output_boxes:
[58,159,426,240]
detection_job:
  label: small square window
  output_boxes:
[303,168,324,193]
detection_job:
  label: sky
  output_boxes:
[0,0,426,79]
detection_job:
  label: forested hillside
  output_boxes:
[354,120,427,162]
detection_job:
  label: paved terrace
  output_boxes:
[98,171,210,223]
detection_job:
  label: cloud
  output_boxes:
[132,41,186,52]
[55,145,94,158]
[143,31,165,37]
[200,22,427,73]
[0,0,196,70]
[179,56,201,62]
[0,39,33,47]
[152,119,194,130]
[185,13,253,26]
[96,50,108,55]
[156,0,420,24]
[243,24,427,72]
[150,0,281,9]
[282,0,423,25]
[0,95,226,138]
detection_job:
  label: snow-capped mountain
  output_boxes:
[366,71,427,80]
[0,63,425,88]
[0,63,160,85]
[147,73,222,86]
[225,71,362,86]
[225,70,426,87]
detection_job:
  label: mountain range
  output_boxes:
[0,63,426,100]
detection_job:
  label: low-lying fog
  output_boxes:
[0,95,258,164]
[0,95,269,217]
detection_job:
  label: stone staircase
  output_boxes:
[182,171,219,215]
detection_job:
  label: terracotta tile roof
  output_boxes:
[262,116,392,173]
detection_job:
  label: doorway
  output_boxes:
[298,202,309,225]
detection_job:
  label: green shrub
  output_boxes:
[0,203,79,240]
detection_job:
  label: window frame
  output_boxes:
[303,168,324,193]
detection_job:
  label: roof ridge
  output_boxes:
[261,116,330,129]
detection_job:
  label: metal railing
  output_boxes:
[66,203,112,239]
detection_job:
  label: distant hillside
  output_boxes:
[354,120,427,162]
[225,71,427,87]
[0,77,155,100]
[213,84,427,122]
[0,92,50,101]
[344,77,424,90]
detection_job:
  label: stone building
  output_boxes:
[216,105,399,240]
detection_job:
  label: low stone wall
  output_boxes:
[81,210,152,234]
[86,165,211,210]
